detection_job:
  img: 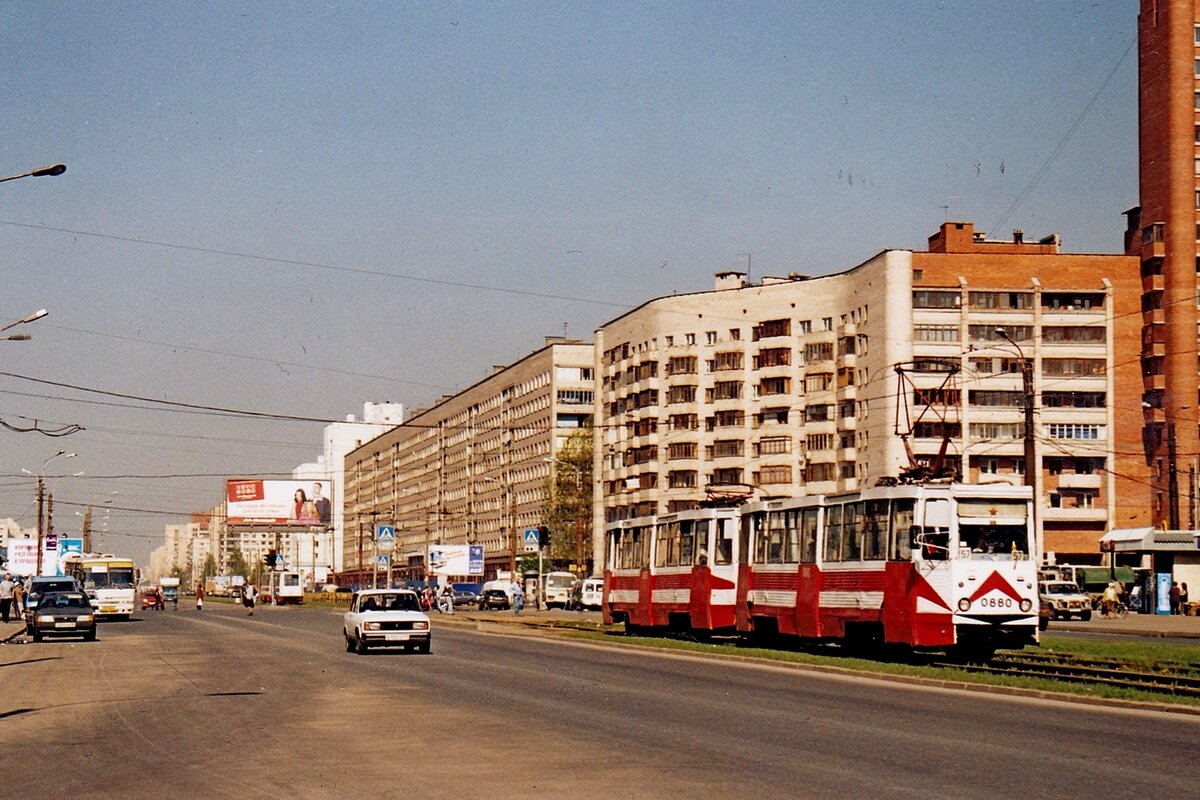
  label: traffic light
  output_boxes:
[264,550,277,569]
[537,525,551,548]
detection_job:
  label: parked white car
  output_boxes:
[343,589,431,655]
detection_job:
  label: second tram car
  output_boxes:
[604,507,739,635]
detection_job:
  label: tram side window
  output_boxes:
[740,516,754,565]
[783,510,802,562]
[800,508,819,563]
[655,524,674,568]
[862,499,888,560]
[889,499,915,560]
[843,502,863,560]
[714,519,734,565]
[766,517,786,563]
[679,521,698,565]
[615,530,649,570]
[824,504,843,562]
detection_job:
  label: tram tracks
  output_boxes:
[940,653,1200,699]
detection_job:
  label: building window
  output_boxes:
[756,465,792,485]
[668,385,697,404]
[668,442,698,460]
[714,351,743,371]
[913,324,959,342]
[668,470,698,489]
[667,356,698,375]
[804,342,834,362]
[712,440,743,458]
[1047,424,1105,440]
[756,436,791,456]
[753,348,791,369]
[1042,358,1105,376]
[712,381,743,400]
[970,422,1022,440]
[807,433,834,451]
[805,405,832,422]
[751,319,791,341]
[798,320,812,334]
[968,291,1033,310]
[729,328,741,341]
[757,377,790,396]
[969,325,1032,342]
[912,290,960,309]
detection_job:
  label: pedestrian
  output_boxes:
[1181,583,1190,616]
[0,573,14,623]
[1168,581,1181,615]
[11,580,24,622]
[1129,583,1142,613]
[1102,580,1120,618]
[243,582,257,615]
[195,583,205,611]
[510,577,524,616]
[439,583,455,615]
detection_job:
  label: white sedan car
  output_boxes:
[343,589,431,655]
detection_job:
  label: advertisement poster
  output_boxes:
[427,545,484,576]
[4,539,38,576]
[226,479,333,525]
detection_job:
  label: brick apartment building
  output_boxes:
[593,222,1142,562]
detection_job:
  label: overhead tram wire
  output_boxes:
[0,220,634,310]
[989,33,1135,236]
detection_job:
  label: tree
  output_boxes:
[227,547,250,579]
[202,553,217,579]
[543,424,593,573]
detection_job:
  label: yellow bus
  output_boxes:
[64,553,138,619]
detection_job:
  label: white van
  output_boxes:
[543,571,579,609]
[578,577,603,610]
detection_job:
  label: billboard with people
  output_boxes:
[226,479,333,526]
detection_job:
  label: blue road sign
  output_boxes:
[376,524,395,547]
[376,554,390,569]
[522,528,539,553]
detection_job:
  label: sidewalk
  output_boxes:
[1,619,26,643]
[1051,610,1200,639]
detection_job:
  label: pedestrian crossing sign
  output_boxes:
[376,554,390,569]
[376,524,395,547]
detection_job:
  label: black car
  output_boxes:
[30,591,97,642]
[25,577,83,633]
[478,588,511,611]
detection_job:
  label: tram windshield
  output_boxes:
[959,523,1029,557]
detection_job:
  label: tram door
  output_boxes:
[915,498,952,569]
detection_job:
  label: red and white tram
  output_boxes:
[604,507,739,635]
[737,482,1039,657]
[603,482,1039,658]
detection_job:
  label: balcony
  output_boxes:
[1141,273,1165,293]
[1055,473,1102,490]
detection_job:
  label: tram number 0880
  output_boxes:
[977,597,1014,609]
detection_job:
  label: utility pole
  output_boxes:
[35,477,44,576]
[1168,422,1180,530]
[997,328,1038,553]
[81,506,93,553]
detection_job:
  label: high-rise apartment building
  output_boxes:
[344,338,594,582]
[593,223,1142,562]
[1128,0,1200,529]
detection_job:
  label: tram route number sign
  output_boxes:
[522,528,539,553]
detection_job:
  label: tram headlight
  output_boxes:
[957,598,971,612]
[1019,599,1033,613]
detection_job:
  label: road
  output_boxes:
[3,602,1196,799]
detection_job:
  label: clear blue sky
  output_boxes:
[0,1,1138,563]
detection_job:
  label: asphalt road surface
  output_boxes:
[3,603,1196,799]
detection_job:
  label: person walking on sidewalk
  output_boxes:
[510,578,524,615]
[0,573,14,623]
[11,581,24,623]
[1168,582,1181,615]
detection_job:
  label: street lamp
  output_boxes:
[0,163,66,184]
[1,308,48,341]
[994,328,1038,554]
[22,451,77,575]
